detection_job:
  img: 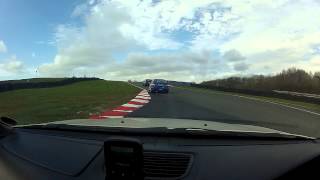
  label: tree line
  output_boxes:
[202,68,320,94]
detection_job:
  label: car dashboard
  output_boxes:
[1,128,320,180]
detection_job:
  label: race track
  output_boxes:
[128,84,320,137]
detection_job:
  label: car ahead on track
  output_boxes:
[143,79,152,87]
[148,79,169,93]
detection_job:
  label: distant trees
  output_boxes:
[202,68,320,94]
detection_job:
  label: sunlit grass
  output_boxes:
[0,80,140,125]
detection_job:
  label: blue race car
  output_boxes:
[148,79,169,93]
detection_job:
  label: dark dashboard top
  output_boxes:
[1,127,320,180]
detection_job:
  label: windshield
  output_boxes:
[0,0,319,139]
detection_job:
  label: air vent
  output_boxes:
[143,152,193,180]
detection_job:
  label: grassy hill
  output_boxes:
[0,78,67,84]
[0,80,140,125]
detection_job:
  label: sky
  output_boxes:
[0,0,320,82]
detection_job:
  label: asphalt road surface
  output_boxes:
[128,84,320,138]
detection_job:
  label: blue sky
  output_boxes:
[0,0,320,81]
[0,0,85,66]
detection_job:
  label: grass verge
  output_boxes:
[0,80,140,125]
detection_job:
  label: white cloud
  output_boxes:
[0,40,7,53]
[98,51,230,82]
[39,0,320,81]
[233,62,249,71]
[218,0,320,75]
[221,1,320,53]
[0,56,25,75]
[293,55,320,72]
[223,49,245,62]
[39,0,231,79]
[184,0,320,74]
[39,1,135,76]
[71,3,89,18]
[41,49,232,82]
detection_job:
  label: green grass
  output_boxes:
[0,80,140,125]
[177,86,320,114]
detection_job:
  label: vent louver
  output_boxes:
[143,152,193,179]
